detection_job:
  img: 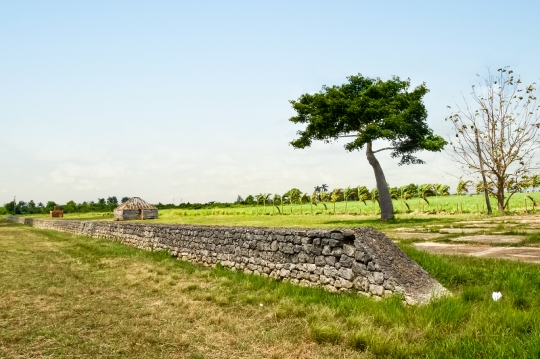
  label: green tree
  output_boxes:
[27,200,37,214]
[4,202,15,215]
[45,201,56,212]
[64,200,77,213]
[289,74,446,220]
[244,195,255,205]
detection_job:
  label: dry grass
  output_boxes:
[0,220,367,359]
[2,219,540,358]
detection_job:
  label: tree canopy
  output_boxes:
[289,74,446,164]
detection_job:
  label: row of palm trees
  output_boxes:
[250,183,457,215]
[457,175,540,213]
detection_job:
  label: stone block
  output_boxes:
[322,245,331,255]
[325,256,336,265]
[351,262,366,275]
[342,244,355,257]
[338,267,353,281]
[339,254,354,268]
[368,271,384,285]
[369,284,384,296]
[339,278,353,289]
[315,256,326,266]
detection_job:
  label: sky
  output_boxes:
[1,0,540,205]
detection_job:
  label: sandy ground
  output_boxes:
[414,242,540,263]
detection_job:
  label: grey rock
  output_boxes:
[369,284,384,296]
[338,267,353,281]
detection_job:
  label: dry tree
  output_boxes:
[447,67,540,214]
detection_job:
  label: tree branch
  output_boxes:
[372,147,396,153]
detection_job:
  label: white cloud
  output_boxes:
[49,161,128,191]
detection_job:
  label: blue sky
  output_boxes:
[1,1,540,204]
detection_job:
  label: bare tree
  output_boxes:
[447,67,540,214]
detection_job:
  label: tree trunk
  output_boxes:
[475,128,492,215]
[497,184,505,214]
[366,142,394,220]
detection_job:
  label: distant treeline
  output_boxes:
[1,196,128,215]
[1,196,240,215]
[3,178,539,215]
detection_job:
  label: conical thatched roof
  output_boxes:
[114,197,157,211]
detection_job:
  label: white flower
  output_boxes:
[492,292,502,301]
[259,303,263,307]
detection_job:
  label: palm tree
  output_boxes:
[321,184,328,193]
[299,193,309,214]
[272,194,281,214]
[370,188,379,214]
[310,190,318,215]
[343,186,353,214]
[255,193,265,215]
[281,192,289,215]
[399,186,413,213]
[418,184,434,213]
[263,193,271,214]
[314,185,322,201]
[433,184,450,213]
[357,186,370,205]
[319,191,329,214]
[289,188,301,214]
[330,188,342,215]
[456,179,472,213]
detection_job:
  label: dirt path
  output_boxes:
[414,242,540,263]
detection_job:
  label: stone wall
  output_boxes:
[3,216,446,304]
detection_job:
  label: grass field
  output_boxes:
[2,219,540,358]
[22,193,540,229]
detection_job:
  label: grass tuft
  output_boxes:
[309,323,343,344]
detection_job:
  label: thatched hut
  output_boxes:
[114,197,158,221]
[50,205,64,218]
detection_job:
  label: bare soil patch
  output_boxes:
[450,234,525,244]
[386,232,448,240]
[414,242,540,263]
[439,228,486,234]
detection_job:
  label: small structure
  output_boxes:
[114,197,158,221]
[50,205,64,218]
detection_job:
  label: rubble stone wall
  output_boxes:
[3,216,446,304]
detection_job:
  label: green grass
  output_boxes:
[2,219,540,358]
[22,193,540,231]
